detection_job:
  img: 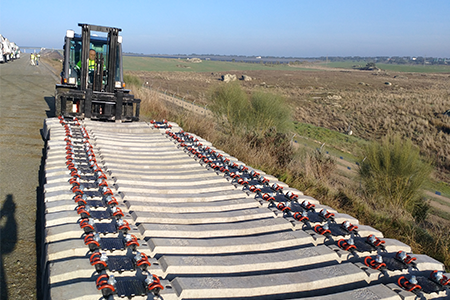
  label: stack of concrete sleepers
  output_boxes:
[42,117,449,300]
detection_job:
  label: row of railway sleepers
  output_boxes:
[42,117,169,300]
[42,117,450,300]
[161,127,449,299]
[85,120,448,299]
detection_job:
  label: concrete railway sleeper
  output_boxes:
[41,117,449,299]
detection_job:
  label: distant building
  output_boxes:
[256,56,261,59]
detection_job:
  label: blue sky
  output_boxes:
[1,0,449,57]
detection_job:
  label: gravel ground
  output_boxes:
[0,54,57,299]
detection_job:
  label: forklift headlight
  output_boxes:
[66,30,75,38]
[68,77,76,85]
[115,81,123,89]
[118,36,123,44]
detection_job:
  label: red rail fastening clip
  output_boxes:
[135,252,151,269]
[94,165,104,174]
[106,196,118,206]
[430,270,450,286]
[102,188,113,196]
[146,274,164,293]
[117,219,130,232]
[293,211,309,222]
[398,276,421,292]
[396,251,417,265]
[301,200,315,211]
[272,183,283,192]
[219,166,228,173]
[249,170,260,178]
[237,178,248,185]
[111,207,124,218]
[337,238,357,251]
[285,191,298,200]
[314,224,331,235]
[125,234,140,248]
[364,255,386,270]
[238,165,248,172]
[77,205,90,217]
[73,195,86,205]
[249,185,261,193]
[96,274,116,295]
[341,221,358,232]
[259,177,270,184]
[96,172,107,180]
[319,209,335,220]
[366,235,385,248]
[71,186,83,194]
[229,172,240,179]
[262,193,275,202]
[90,251,108,268]
[276,203,291,213]
[80,218,95,232]
[84,233,100,248]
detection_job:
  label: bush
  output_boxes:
[209,83,292,137]
[124,73,142,87]
[249,90,292,137]
[209,82,250,134]
[359,134,432,213]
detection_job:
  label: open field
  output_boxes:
[124,56,314,72]
[125,57,450,177]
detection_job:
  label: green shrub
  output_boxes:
[123,73,142,87]
[208,82,250,134]
[208,83,292,137]
[249,90,292,137]
[359,134,432,213]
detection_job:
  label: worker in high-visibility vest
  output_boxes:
[30,53,35,65]
[76,49,97,70]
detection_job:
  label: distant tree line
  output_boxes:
[316,56,449,65]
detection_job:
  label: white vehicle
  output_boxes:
[0,35,12,62]
[10,42,20,59]
[0,34,19,62]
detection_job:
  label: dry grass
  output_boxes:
[128,69,450,179]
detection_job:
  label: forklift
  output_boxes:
[55,23,140,121]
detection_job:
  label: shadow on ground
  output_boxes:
[1,195,18,300]
[45,96,56,118]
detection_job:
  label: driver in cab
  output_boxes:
[76,49,97,70]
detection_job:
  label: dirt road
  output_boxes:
[0,54,57,299]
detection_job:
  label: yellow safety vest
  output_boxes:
[77,59,96,70]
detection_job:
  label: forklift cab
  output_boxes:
[56,23,140,121]
[63,25,123,92]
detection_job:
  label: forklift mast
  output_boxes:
[56,23,140,122]
[79,24,119,92]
